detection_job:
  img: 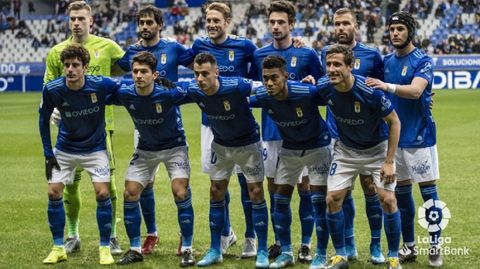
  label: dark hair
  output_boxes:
[334,8,357,25]
[262,55,287,71]
[268,0,296,24]
[205,2,232,20]
[60,44,90,66]
[137,5,163,25]
[67,0,91,14]
[132,51,157,72]
[194,52,217,66]
[325,44,354,66]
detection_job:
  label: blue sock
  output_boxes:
[327,210,346,257]
[221,191,231,236]
[176,190,194,248]
[395,185,415,244]
[238,173,255,238]
[209,200,225,251]
[420,185,441,245]
[365,194,383,246]
[384,210,401,258]
[269,192,279,243]
[299,190,314,246]
[252,200,269,252]
[342,191,356,250]
[140,186,157,234]
[274,194,292,253]
[124,200,141,248]
[311,192,328,257]
[97,197,112,246]
[48,198,65,246]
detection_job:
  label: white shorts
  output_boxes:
[51,149,110,185]
[210,141,264,183]
[327,141,396,192]
[125,146,190,187]
[133,128,140,150]
[396,145,440,183]
[201,125,214,173]
[263,140,308,180]
[275,146,331,187]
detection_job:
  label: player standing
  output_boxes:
[39,45,120,265]
[250,1,324,261]
[318,44,402,269]
[366,11,442,268]
[111,51,195,266]
[250,55,331,269]
[320,8,385,263]
[44,0,125,255]
[183,53,269,268]
[115,5,194,255]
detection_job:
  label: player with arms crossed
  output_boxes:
[319,8,386,263]
[109,51,195,266]
[317,44,402,269]
[39,45,121,265]
[115,5,194,255]
[44,0,125,255]
[366,11,442,268]
[182,53,269,268]
[250,55,331,269]
[250,1,324,261]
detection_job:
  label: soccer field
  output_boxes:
[0,90,478,269]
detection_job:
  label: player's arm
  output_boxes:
[381,110,401,184]
[173,81,195,105]
[177,43,195,68]
[38,87,60,179]
[308,49,324,80]
[365,76,428,100]
[248,95,261,108]
[109,40,127,76]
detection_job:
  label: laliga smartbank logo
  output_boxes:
[418,199,451,232]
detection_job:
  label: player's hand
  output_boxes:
[380,161,395,184]
[45,156,60,181]
[301,75,315,85]
[365,77,388,91]
[292,37,305,48]
[429,92,435,110]
[50,108,61,126]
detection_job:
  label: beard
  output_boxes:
[336,32,354,45]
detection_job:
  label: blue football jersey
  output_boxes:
[383,48,436,148]
[191,35,257,126]
[108,83,187,151]
[321,42,384,139]
[39,76,121,157]
[317,75,394,149]
[183,76,260,147]
[117,38,194,81]
[252,43,324,141]
[252,81,330,150]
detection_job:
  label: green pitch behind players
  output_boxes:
[43,0,125,255]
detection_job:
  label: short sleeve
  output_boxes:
[414,57,434,83]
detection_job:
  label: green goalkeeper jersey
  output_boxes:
[43,35,125,130]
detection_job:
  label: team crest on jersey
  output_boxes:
[91,93,98,103]
[354,59,361,69]
[296,107,303,117]
[224,100,231,111]
[354,101,360,113]
[290,56,297,67]
[94,50,100,59]
[229,50,235,62]
[155,103,162,113]
[401,66,408,76]
[161,53,167,64]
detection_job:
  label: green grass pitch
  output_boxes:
[0,90,478,268]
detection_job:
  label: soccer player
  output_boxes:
[109,51,195,267]
[318,44,402,269]
[115,5,194,255]
[189,2,258,256]
[319,8,385,263]
[366,11,442,268]
[39,44,120,265]
[250,55,331,269]
[44,0,125,255]
[182,53,269,268]
[250,0,323,261]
